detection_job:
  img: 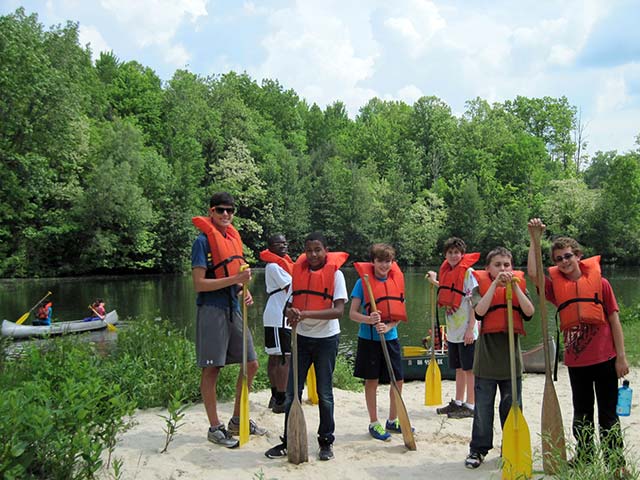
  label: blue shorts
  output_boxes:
[354,337,404,383]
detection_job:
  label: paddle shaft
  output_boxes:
[363,275,417,450]
[506,282,518,407]
[532,229,567,470]
[287,325,308,464]
[532,230,553,380]
[430,283,436,362]
[17,291,52,325]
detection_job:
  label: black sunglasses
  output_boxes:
[553,252,574,263]
[213,206,235,215]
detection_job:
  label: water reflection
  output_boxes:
[2,266,639,354]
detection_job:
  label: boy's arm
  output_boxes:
[349,296,380,325]
[609,311,630,378]
[297,300,346,322]
[464,296,476,345]
[474,278,499,317]
[513,282,535,317]
[191,266,251,293]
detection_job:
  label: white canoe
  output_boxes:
[1,310,118,339]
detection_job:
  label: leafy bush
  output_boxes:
[0,339,134,480]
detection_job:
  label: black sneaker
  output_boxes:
[272,401,286,414]
[448,405,474,419]
[265,438,287,459]
[318,444,334,461]
[465,451,484,469]
[268,396,276,409]
[436,400,461,415]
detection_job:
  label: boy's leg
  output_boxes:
[196,304,231,428]
[497,377,522,429]
[201,366,222,426]
[469,377,498,456]
[364,379,379,423]
[460,342,476,405]
[568,365,596,460]
[594,358,625,466]
[464,370,475,404]
[385,338,405,421]
[309,333,339,446]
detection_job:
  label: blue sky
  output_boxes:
[3,0,639,156]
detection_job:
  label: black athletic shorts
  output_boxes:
[264,326,291,356]
[354,337,404,383]
[448,340,475,371]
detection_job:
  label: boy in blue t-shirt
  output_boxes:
[350,243,408,441]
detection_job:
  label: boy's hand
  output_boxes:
[241,288,253,306]
[286,307,301,327]
[375,322,388,335]
[426,271,437,284]
[616,355,630,378]
[494,271,514,286]
[369,311,381,325]
[528,218,546,237]
[463,326,474,345]
[236,266,252,284]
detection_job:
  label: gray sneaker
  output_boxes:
[227,417,267,436]
[207,425,239,448]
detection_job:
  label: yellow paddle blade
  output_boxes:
[16,312,30,325]
[424,359,442,406]
[107,323,117,332]
[306,364,319,405]
[239,380,250,446]
[501,406,532,480]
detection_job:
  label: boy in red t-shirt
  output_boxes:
[527,218,629,475]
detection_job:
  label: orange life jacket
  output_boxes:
[437,252,481,310]
[192,216,245,278]
[36,302,52,320]
[353,262,407,322]
[291,252,349,311]
[548,255,606,331]
[259,249,294,276]
[473,270,527,335]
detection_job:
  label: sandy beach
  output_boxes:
[105,364,639,480]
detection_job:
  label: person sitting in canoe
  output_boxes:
[83,298,106,321]
[33,300,53,326]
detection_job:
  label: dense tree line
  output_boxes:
[1,8,639,277]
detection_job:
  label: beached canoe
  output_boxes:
[1,310,118,339]
[401,346,456,381]
[522,338,557,374]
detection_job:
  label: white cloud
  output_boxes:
[242,2,268,16]
[78,25,110,60]
[383,0,446,58]
[396,84,424,104]
[252,1,380,114]
[596,74,629,113]
[99,0,208,47]
[164,44,191,67]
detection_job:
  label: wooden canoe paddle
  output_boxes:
[364,274,417,451]
[287,324,309,464]
[531,228,566,472]
[425,281,442,406]
[501,281,532,480]
[239,265,250,446]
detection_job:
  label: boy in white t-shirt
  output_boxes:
[427,237,480,418]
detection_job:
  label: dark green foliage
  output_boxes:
[2,8,640,276]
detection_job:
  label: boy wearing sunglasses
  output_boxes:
[191,192,266,449]
[527,218,629,476]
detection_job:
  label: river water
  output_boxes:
[1,266,639,353]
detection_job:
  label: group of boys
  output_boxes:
[191,192,630,475]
